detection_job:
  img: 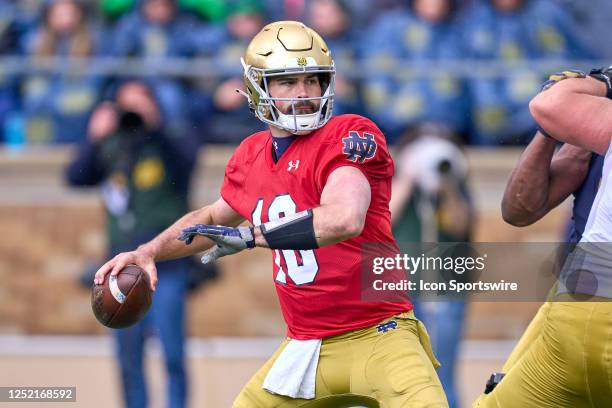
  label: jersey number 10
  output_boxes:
[252,195,320,285]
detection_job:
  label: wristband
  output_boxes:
[536,125,553,139]
[260,209,318,250]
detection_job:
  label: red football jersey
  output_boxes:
[221,114,412,339]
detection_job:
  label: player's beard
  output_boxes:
[282,100,319,115]
[273,99,322,135]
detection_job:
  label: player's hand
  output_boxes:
[540,69,586,92]
[93,249,158,291]
[178,224,255,264]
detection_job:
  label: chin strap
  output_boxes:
[276,111,321,133]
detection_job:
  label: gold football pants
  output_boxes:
[233,312,448,408]
[473,297,612,408]
[502,301,552,373]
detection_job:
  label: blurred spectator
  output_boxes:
[22,0,104,143]
[180,0,230,22]
[100,0,242,23]
[191,1,266,144]
[0,2,23,53]
[66,80,198,408]
[462,0,591,145]
[100,0,135,21]
[306,0,363,116]
[0,1,24,145]
[265,0,379,26]
[362,0,469,143]
[112,0,198,57]
[390,123,473,408]
[560,0,612,57]
[0,0,604,147]
[112,0,205,136]
[261,0,306,21]
[15,0,47,32]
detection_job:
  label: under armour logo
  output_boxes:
[342,131,377,163]
[376,320,397,333]
[287,160,300,171]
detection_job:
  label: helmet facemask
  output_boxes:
[242,58,336,135]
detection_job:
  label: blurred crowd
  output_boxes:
[0,0,606,146]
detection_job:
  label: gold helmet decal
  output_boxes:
[241,21,336,134]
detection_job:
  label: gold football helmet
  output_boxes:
[241,21,336,134]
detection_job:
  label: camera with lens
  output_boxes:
[405,135,468,195]
[117,110,146,134]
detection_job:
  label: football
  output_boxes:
[91,264,153,329]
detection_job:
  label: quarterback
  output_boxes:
[474,69,612,407]
[95,21,447,407]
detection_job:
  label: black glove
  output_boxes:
[589,66,612,99]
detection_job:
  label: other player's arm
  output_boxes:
[94,197,244,290]
[253,166,371,248]
[530,76,612,155]
[501,132,591,226]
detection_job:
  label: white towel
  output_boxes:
[262,338,322,399]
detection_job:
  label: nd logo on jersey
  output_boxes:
[342,131,377,163]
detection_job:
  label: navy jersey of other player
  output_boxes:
[361,1,468,142]
[462,0,592,145]
[21,0,106,143]
[566,154,604,243]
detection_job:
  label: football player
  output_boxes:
[498,70,602,375]
[95,21,448,407]
[473,69,612,407]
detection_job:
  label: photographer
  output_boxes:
[390,123,474,408]
[66,79,198,408]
